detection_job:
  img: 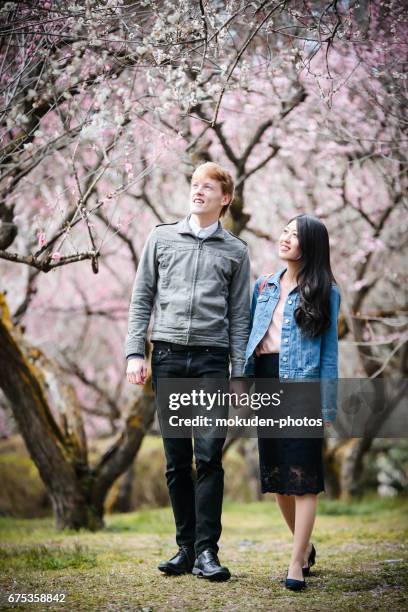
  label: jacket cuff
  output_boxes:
[125,339,146,359]
[243,357,254,377]
[231,359,245,378]
[320,379,338,422]
[322,408,337,423]
[126,353,144,361]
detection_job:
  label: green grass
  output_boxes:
[0,543,97,572]
[0,497,407,611]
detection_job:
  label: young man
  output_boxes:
[125,162,250,581]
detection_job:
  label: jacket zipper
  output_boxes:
[186,238,203,342]
[186,234,224,342]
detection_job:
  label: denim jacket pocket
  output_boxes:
[257,294,270,303]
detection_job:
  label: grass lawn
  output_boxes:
[0,496,407,611]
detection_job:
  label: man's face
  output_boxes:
[190,172,230,218]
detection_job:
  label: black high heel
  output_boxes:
[302,543,316,577]
[285,576,306,591]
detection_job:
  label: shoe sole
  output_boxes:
[285,584,306,591]
[158,565,193,576]
[192,568,231,581]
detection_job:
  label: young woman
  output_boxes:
[244,214,340,591]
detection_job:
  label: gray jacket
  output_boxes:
[125,217,251,377]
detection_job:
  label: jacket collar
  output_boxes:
[176,216,225,240]
[266,267,287,286]
[188,214,219,238]
[266,267,299,293]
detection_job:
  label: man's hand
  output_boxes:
[126,357,148,385]
[229,378,250,409]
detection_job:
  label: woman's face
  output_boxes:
[278,219,302,261]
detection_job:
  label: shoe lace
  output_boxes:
[179,545,193,558]
[205,549,220,564]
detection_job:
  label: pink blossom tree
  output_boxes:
[0,1,406,527]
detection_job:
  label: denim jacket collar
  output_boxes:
[265,267,299,294]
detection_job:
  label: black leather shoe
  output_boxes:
[285,576,306,591]
[302,543,316,577]
[192,549,231,581]
[158,546,195,575]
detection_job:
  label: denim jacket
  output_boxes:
[244,268,341,422]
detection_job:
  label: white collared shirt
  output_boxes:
[188,215,219,240]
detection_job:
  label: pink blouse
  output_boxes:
[256,280,295,355]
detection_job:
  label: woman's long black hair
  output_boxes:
[290,214,336,337]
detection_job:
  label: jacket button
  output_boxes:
[288,299,293,305]
[285,318,290,324]
[284,338,289,343]
[283,356,287,362]
[283,374,289,378]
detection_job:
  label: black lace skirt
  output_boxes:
[255,353,324,496]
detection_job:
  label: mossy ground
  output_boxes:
[0,497,407,611]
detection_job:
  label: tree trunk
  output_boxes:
[0,294,101,528]
[0,293,156,530]
[322,439,342,499]
[90,386,156,514]
[112,462,135,513]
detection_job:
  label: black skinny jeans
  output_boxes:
[151,342,229,556]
